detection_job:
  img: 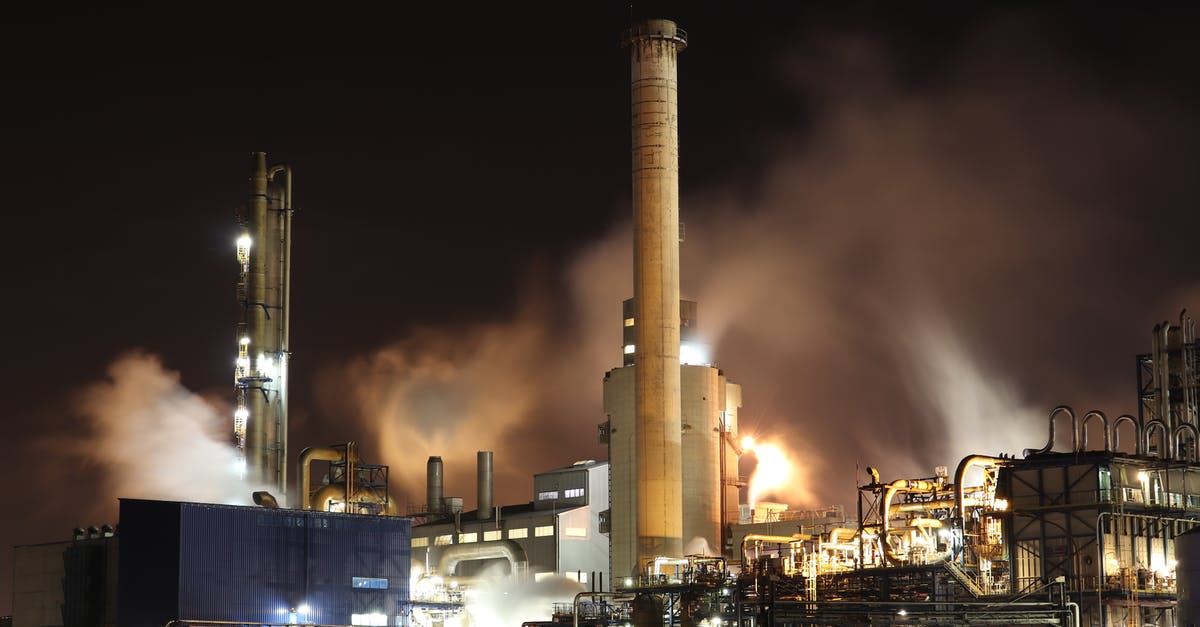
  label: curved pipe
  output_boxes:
[437,540,528,578]
[310,483,344,511]
[1144,419,1171,459]
[881,479,939,565]
[298,446,344,510]
[1081,410,1111,452]
[1112,414,1139,454]
[739,534,805,567]
[1175,423,1200,462]
[954,455,1003,528]
[1027,405,1076,456]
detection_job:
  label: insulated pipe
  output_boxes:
[1175,423,1200,462]
[881,480,940,564]
[1144,419,1170,458]
[427,456,444,513]
[477,451,493,520]
[1112,414,1139,453]
[953,455,1004,528]
[1081,410,1111,452]
[623,18,687,569]
[739,534,805,567]
[298,446,343,510]
[267,163,292,500]
[245,153,272,487]
[1027,405,1075,456]
[437,540,528,578]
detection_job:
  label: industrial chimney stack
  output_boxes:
[477,451,494,520]
[234,152,293,500]
[623,19,687,569]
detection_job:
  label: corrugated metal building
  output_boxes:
[118,499,411,627]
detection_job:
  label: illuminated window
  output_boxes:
[564,571,588,583]
[538,491,559,501]
[564,488,584,498]
[352,577,389,589]
[351,614,388,626]
[564,527,587,538]
[623,344,636,354]
[483,530,502,541]
[533,572,554,582]
[508,528,528,539]
[535,525,554,537]
[411,537,428,548]
[460,532,478,543]
[434,534,453,546]
[624,317,635,327]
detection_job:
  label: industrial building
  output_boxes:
[410,458,610,587]
[604,298,743,578]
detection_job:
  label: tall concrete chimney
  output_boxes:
[477,451,494,520]
[623,18,686,569]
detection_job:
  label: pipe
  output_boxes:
[1175,423,1200,462]
[427,456,444,513]
[1081,410,1111,452]
[437,540,528,579]
[573,592,634,627]
[298,446,343,511]
[1026,405,1076,456]
[267,163,292,501]
[739,534,805,567]
[477,451,493,520]
[1144,419,1171,458]
[953,455,1003,530]
[1112,414,1139,453]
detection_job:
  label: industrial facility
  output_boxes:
[12,15,1200,627]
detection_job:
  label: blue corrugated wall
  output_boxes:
[119,499,410,627]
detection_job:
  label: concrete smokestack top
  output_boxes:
[622,18,688,50]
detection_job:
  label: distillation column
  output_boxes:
[235,152,292,498]
[624,19,687,569]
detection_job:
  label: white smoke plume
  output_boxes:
[65,351,271,508]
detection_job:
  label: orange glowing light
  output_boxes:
[747,440,794,507]
[741,436,756,452]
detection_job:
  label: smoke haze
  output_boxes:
[319,18,1200,509]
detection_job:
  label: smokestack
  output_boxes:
[623,18,687,568]
[477,451,494,520]
[427,456,444,513]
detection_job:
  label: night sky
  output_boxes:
[3,4,1200,615]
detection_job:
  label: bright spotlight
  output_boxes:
[237,235,252,249]
[741,436,756,452]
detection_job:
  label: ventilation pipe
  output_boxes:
[298,446,345,510]
[477,451,493,520]
[1026,405,1077,456]
[427,456,444,513]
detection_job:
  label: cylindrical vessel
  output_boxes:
[625,17,687,569]
[426,456,444,513]
[244,153,274,487]
[1179,527,1200,626]
[477,451,494,519]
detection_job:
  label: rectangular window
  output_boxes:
[508,528,528,539]
[351,614,388,626]
[564,571,588,583]
[535,525,554,537]
[623,344,636,354]
[1188,495,1200,508]
[538,491,559,501]
[412,537,429,548]
[460,532,478,543]
[352,577,389,589]
[564,527,587,538]
[435,534,454,546]
[483,530,502,541]
[564,488,584,498]
[624,317,635,327]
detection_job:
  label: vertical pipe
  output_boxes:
[269,164,293,501]
[624,17,686,572]
[478,451,494,520]
[245,152,272,486]
[427,456,444,513]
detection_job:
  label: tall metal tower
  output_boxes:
[234,152,293,499]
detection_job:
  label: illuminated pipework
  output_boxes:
[234,152,293,498]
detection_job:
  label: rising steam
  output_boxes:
[67,352,271,506]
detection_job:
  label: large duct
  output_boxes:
[477,451,493,520]
[623,17,687,572]
[437,540,528,578]
[427,456,444,513]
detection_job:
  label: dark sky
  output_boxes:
[3,4,1200,615]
